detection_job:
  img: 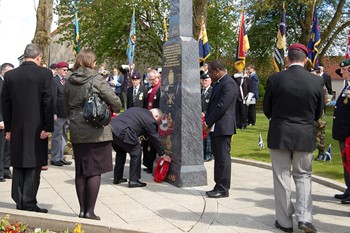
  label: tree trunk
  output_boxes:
[193,0,208,39]
[32,0,53,65]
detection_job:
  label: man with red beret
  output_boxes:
[51,61,72,166]
[263,43,324,233]
[332,58,350,204]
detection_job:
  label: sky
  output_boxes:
[0,0,57,67]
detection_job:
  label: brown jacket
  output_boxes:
[64,67,121,144]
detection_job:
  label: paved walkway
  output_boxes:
[0,155,349,233]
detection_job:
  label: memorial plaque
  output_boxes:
[160,0,207,187]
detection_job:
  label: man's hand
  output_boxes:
[54,114,58,122]
[40,130,49,139]
[0,121,4,130]
[202,122,210,134]
[163,155,172,163]
[5,132,11,140]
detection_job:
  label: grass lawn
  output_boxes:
[231,109,345,184]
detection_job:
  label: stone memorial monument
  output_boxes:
[159,0,207,187]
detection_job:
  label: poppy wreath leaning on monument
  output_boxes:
[154,157,171,183]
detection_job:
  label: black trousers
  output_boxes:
[112,134,142,181]
[3,139,11,176]
[211,135,232,192]
[0,130,5,177]
[142,140,156,172]
[339,141,350,194]
[236,101,248,129]
[12,167,41,210]
[247,104,256,125]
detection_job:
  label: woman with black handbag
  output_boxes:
[64,49,121,220]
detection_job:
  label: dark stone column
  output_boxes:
[159,0,207,187]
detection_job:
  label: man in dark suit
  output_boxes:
[200,72,213,162]
[319,62,333,96]
[126,73,146,109]
[203,60,238,198]
[233,72,250,130]
[111,107,171,188]
[51,61,72,166]
[247,65,259,126]
[263,44,323,233]
[332,58,350,204]
[2,44,54,213]
[0,63,14,182]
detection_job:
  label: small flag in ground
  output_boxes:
[258,133,264,149]
[324,144,332,161]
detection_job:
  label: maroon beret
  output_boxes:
[56,62,69,69]
[288,43,308,57]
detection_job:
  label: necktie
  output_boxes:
[61,78,65,86]
[133,88,137,103]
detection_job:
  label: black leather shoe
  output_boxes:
[298,221,317,233]
[113,178,127,184]
[4,174,12,179]
[334,193,349,200]
[206,189,229,198]
[128,180,147,188]
[341,196,350,204]
[85,212,100,220]
[0,177,6,182]
[314,150,324,161]
[61,159,72,165]
[78,212,85,218]
[275,220,293,232]
[26,206,48,213]
[51,161,63,166]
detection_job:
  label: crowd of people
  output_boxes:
[1,42,350,233]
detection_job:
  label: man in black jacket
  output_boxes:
[126,73,146,109]
[263,44,323,233]
[111,107,171,188]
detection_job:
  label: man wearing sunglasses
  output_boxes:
[51,62,72,166]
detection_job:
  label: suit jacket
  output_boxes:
[201,86,212,113]
[0,78,3,122]
[332,84,350,141]
[126,85,146,109]
[249,72,259,99]
[145,85,161,109]
[205,74,238,136]
[263,65,324,152]
[322,72,333,95]
[2,61,54,167]
[53,75,66,118]
[111,107,164,156]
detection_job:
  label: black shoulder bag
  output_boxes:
[83,77,111,128]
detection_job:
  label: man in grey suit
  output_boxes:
[263,43,324,233]
[2,44,54,213]
[203,60,238,198]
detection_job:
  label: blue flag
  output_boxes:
[73,6,80,57]
[307,5,321,68]
[198,16,210,62]
[126,9,136,67]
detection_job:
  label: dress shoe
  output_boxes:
[25,206,48,213]
[204,155,213,162]
[334,193,349,200]
[85,212,100,220]
[16,205,22,210]
[143,168,152,173]
[275,220,293,233]
[0,177,6,182]
[4,173,12,179]
[128,180,147,188]
[61,159,72,165]
[341,196,350,204]
[51,161,63,166]
[78,212,85,218]
[298,222,317,233]
[314,150,325,161]
[113,178,127,184]
[206,189,229,198]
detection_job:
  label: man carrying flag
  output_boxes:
[198,16,210,62]
[126,9,136,68]
[73,6,80,57]
[307,3,321,68]
[273,2,286,72]
[234,6,250,73]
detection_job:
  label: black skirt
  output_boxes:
[73,141,113,177]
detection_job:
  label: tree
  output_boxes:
[32,0,53,65]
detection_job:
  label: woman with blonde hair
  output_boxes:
[65,49,121,220]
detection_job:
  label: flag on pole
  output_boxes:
[163,17,168,42]
[73,6,80,57]
[234,6,250,72]
[126,9,136,67]
[273,2,286,72]
[346,27,350,59]
[258,133,264,149]
[324,144,332,161]
[307,3,321,68]
[198,16,210,62]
